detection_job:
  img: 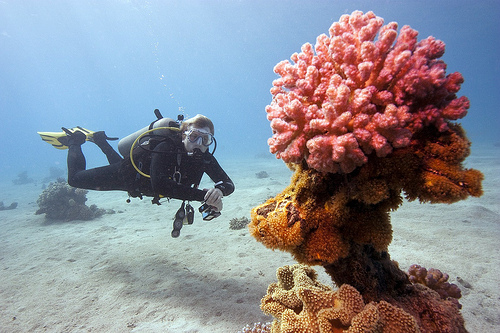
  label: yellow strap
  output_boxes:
[129,126,181,178]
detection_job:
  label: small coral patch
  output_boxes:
[35,179,107,221]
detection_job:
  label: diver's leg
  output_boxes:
[91,131,123,164]
[61,130,87,185]
[67,144,87,184]
[63,130,126,191]
[69,163,128,191]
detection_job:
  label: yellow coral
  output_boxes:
[374,301,420,332]
[261,264,332,320]
[345,303,379,333]
[263,265,421,333]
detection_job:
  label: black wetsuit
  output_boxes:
[66,136,234,202]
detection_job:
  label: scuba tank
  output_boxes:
[118,109,182,158]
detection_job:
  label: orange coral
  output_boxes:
[403,126,483,203]
[249,163,394,266]
[249,125,482,268]
[250,194,304,252]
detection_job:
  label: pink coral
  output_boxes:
[267,11,469,174]
[408,264,463,308]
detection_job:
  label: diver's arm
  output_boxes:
[159,180,206,202]
[150,167,207,201]
[204,155,235,196]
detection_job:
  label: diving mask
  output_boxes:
[184,128,214,147]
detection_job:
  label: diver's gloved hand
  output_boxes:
[204,188,223,212]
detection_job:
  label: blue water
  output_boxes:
[1,0,499,181]
[1,2,499,331]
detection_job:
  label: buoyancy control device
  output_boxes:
[118,109,182,158]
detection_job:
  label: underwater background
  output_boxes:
[1,1,500,332]
[0,0,499,181]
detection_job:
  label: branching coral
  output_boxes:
[35,179,107,221]
[250,10,483,333]
[258,264,465,332]
[266,11,470,175]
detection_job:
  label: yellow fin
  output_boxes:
[37,126,95,149]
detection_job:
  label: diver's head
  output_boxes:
[181,114,215,154]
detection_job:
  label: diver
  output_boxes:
[38,111,234,237]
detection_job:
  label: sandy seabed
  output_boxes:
[1,144,499,332]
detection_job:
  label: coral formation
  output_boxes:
[12,171,34,185]
[261,264,423,332]
[261,264,466,333]
[408,264,462,308]
[256,171,270,179]
[266,11,471,175]
[0,201,18,211]
[35,179,107,221]
[230,216,251,230]
[249,11,483,332]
